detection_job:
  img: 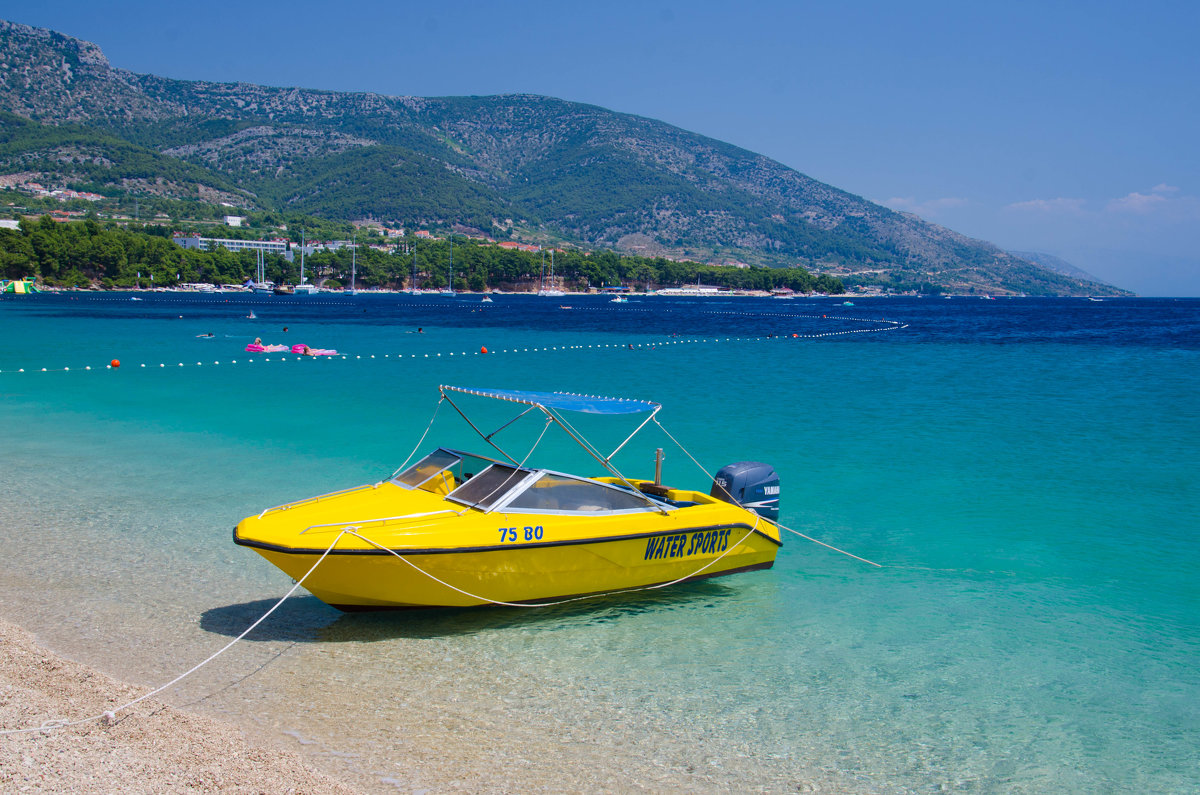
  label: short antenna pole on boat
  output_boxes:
[654,448,664,486]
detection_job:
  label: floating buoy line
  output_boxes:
[0,315,907,375]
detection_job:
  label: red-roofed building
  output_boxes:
[497,241,540,252]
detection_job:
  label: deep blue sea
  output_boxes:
[1,292,1197,792]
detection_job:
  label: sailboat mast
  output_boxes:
[351,229,356,292]
[448,234,453,292]
[300,230,305,284]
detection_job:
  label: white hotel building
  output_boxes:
[173,235,293,260]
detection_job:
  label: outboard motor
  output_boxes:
[711,461,779,522]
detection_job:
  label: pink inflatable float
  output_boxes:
[292,343,338,356]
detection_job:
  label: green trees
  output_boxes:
[0,219,844,294]
[0,218,266,287]
[0,228,34,279]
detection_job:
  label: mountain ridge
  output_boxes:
[0,19,1130,295]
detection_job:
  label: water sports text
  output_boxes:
[644,528,733,560]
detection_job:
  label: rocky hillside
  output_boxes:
[0,19,1128,295]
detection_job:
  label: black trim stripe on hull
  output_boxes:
[328,559,777,612]
[232,521,783,557]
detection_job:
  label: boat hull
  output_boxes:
[237,521,778,610]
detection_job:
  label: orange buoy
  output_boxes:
[481,346,489,354]
[110,359,120,368]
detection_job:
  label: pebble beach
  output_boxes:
[0,619,356,793]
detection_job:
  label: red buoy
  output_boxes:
[110,359,121,368]
[481,346,489,354]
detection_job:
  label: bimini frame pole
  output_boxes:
[605,406,660,462]
[440,386,669,515]
[439,388,522,465]
[539,405,670,515]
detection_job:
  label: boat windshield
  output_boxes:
[393,449,461,488]
[447,464,533,511]
[392,449,502,495]
[504,472,658,514]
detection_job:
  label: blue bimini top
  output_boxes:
[441,386,661,415]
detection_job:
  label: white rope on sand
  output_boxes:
[0,529,352,736]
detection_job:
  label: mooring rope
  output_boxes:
[0,529,352,736]
[388,398,446,479]
[344,519,760,609]
[652,416,881,567]
[771,520,882,567]
[0,501,871,737]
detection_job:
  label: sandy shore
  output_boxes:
[0,619,358,794]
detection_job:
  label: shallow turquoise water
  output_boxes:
[0,293,1196,791]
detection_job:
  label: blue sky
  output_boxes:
[7,1,1198,294]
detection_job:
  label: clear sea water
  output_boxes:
[0,292,1196,792]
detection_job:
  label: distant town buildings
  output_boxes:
[16,182,104,202]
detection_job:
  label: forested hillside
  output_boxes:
[0,19,1129,296]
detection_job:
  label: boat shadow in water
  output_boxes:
[200,580,741,643]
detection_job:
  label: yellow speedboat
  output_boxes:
[234,386,782,610]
